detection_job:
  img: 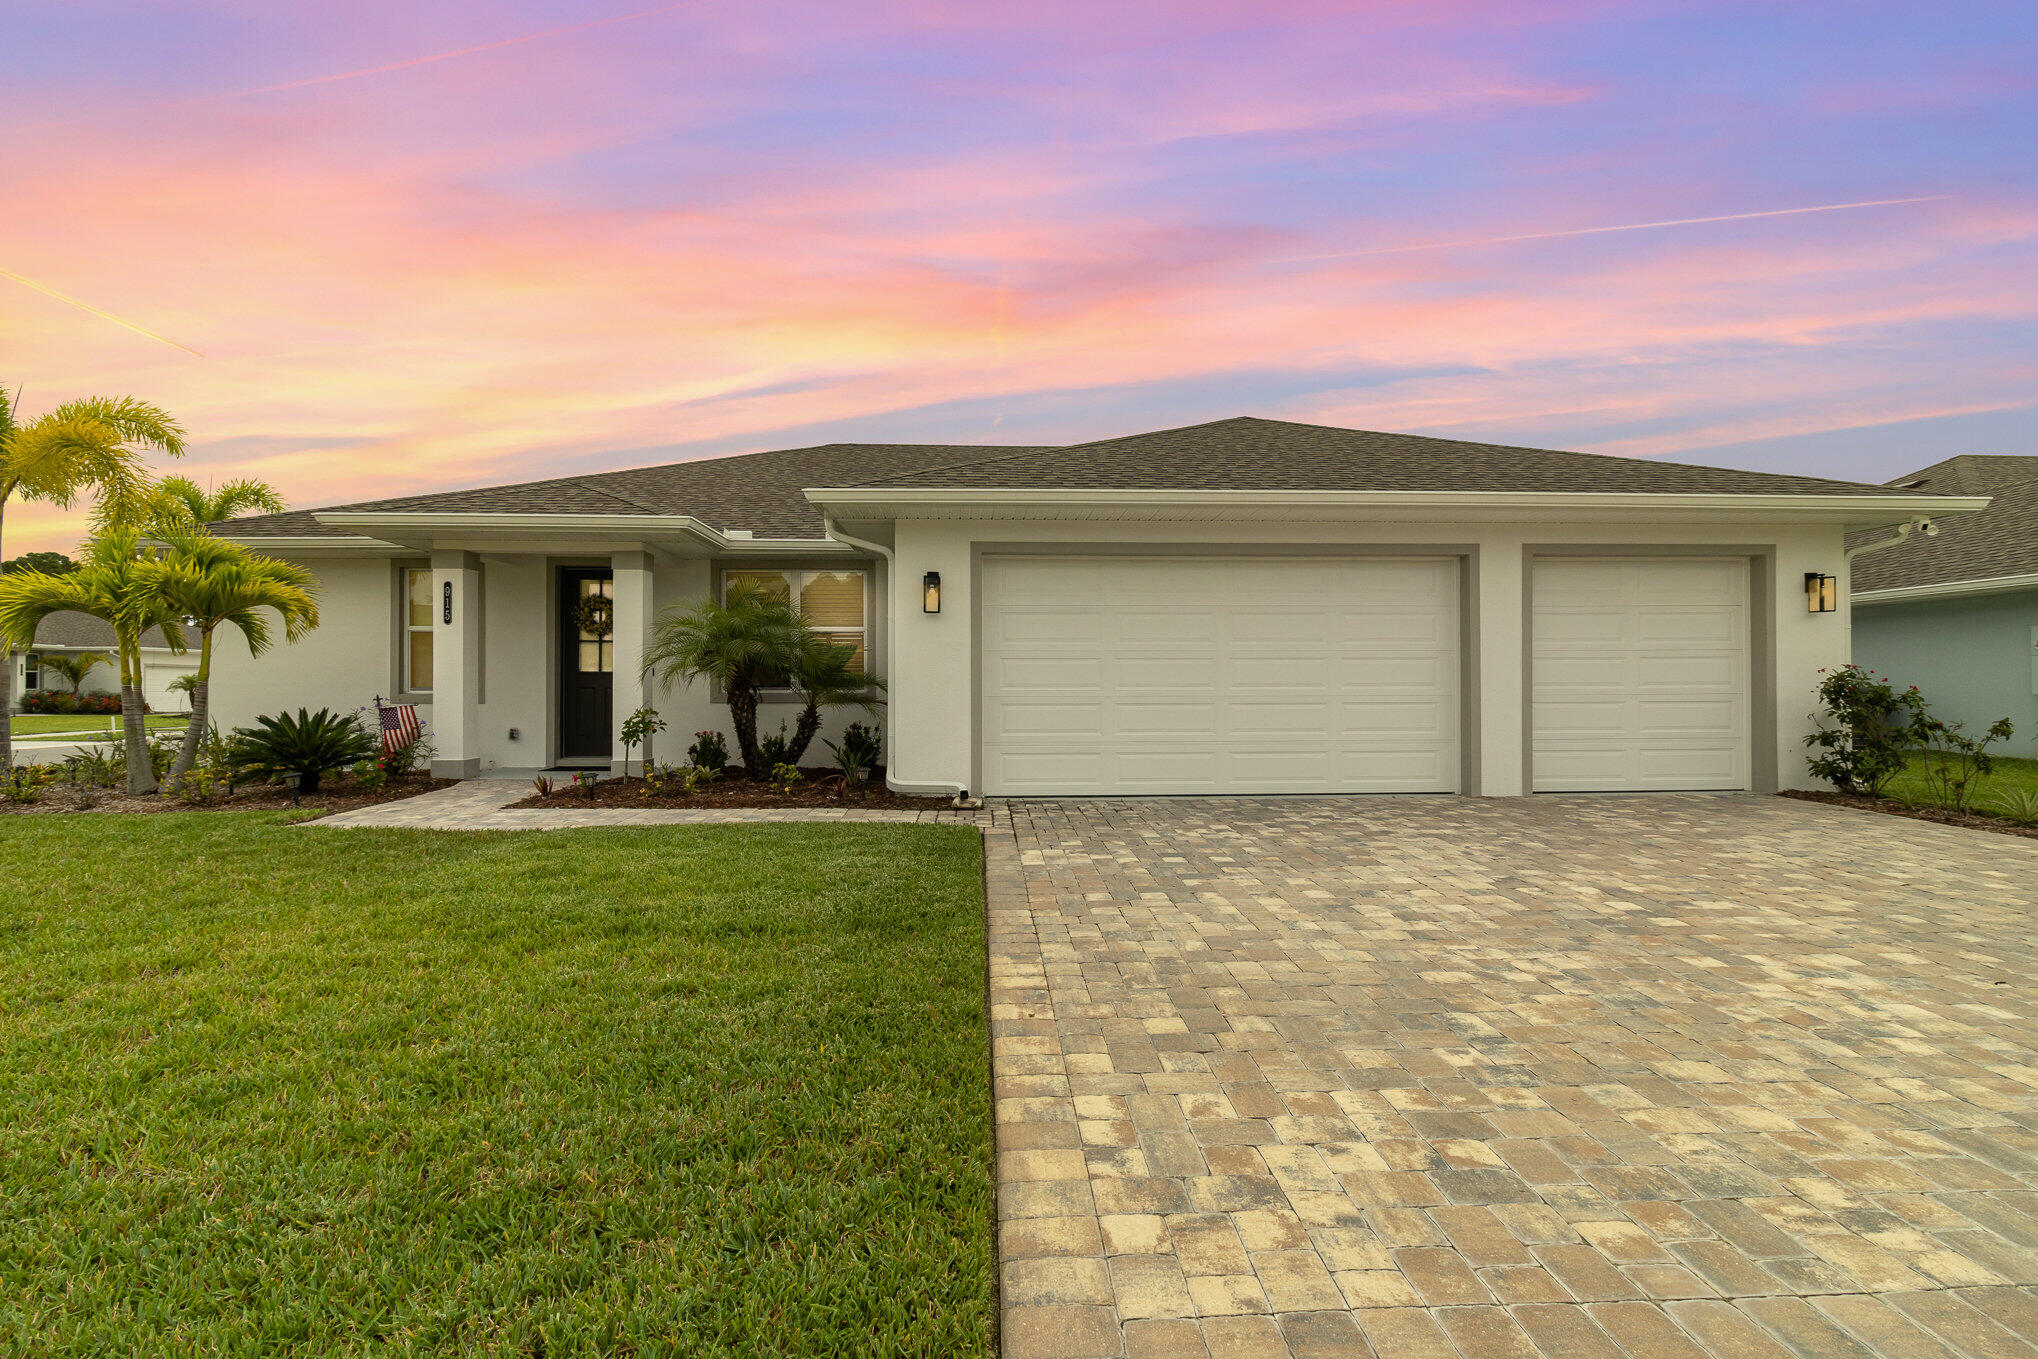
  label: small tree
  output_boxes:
[146,532,319,789]
[641,581,802,778]
[0,530,185,793]
[1803,665,1928,796]
[147,475,287,530]
[1908,714,2015,814]
[782,637,883,767]
[0,387,185,768]
[619,707,667,775]
[37,651,111,695]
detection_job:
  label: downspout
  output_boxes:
[1842,518,1937,661]
[822,517,974,804]
[823,515,974,802]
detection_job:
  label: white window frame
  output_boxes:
[22,652,41,691]
[401,566,433,696]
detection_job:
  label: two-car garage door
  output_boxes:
[981,555,1460,795]
[977,553,1753,796]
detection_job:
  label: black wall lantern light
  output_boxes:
[1805,572,1838,613]
[922,571,941,614]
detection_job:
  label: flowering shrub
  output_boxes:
[1804,666,1926,795]
[19,691,129,715]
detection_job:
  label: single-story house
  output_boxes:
[7,612,195,714]
[207,416,1981,795]
[1851,454,2037,753]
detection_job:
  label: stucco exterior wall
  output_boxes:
[1852,589,2038,761]
[885,517,1851,796]
[207,551,882,773]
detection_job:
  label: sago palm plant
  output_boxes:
[0,385,184,768]
[145,532,320,788]
[0,530,186,793]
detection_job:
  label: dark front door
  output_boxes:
[558,568,614,761]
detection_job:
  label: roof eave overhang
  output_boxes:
[1853,571,2038,606]
[207,532,407,557]
[802,487,1988,529]
[305,512,857,556]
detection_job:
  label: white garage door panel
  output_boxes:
[981,555,1460,795]
[1532,558,1750,792]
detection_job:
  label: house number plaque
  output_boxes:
[442,581,453,624]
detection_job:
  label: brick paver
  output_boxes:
[987,794,2038,1358]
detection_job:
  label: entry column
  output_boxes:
[429,549,482,779]
[610,551,657,775]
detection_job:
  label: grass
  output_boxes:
[9,713,189,738]
[1884,751,2038,816]
[0,815,992,1357]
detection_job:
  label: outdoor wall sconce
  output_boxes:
[1805,572,1838,613]
[923,571,941,613]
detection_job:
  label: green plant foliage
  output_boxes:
[1908,714,2016,814]
[619,707,666,772]
[686,729,729,775]
[3,765,54,802]
[758,720,794,770]
[1803,665,1929,795]
[770,761,802,794]
[230,708,377,794]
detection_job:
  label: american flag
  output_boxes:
[377,701,421,755]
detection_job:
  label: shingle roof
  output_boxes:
[213,441,1049,541]
[851,417,1924,496]
[30,611,176,650]
[213,415,1928,545]
[1852,455,2038,593]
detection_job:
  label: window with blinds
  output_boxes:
[723,569,867,674]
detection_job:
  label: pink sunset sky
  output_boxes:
[4,0,2034,552]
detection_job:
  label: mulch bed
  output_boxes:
[1,774,458,817]
[510,768,952,812]
[1778,789,2038,841]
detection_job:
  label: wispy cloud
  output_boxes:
[1273,197,1950,264]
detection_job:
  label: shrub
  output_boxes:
[1803,666,1927,795]
[1909,714,2015,814]
[838,721,881,775]
[231,708,378,793]
[351,760,389,791]
[758,721,793,772]
[1995,789,2038,827]
[769,762,802,794]
[687,730,728,775]
[17,690,125,715]
[3,766,54,803]
[55,746,121,788]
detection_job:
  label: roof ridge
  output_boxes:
[840,442,1062,488]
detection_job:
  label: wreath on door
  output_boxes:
[570,594,614,638]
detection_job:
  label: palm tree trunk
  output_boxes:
[730,682,764,778]
[168,629,212,789]
[120,639,157,795]
[785,702,823,767]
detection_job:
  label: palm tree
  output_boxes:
[146,532,319,788]
[37,651,111,695]
[781,637,883,767]
[148,475,286,530]
[641,580,803,778]
[0,530,185,793]
[0,386,185,768]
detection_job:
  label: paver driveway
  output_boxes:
[986,794,2038,1359]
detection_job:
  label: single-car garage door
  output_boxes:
[1532,557,1750,792]
[980,555,1460,795]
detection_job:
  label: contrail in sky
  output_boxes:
[0,267,204,357]
[1277,196,1946,264]
[191,1,701,102]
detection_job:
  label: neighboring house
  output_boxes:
[1851,454,2038,756]
[207,416,1979,795]
[7,611,196,713]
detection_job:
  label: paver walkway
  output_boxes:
[986,795,2038,1359]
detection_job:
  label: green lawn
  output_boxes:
[9,713,188,737]
[0,815,992,1357]
[1884,750,2038,815]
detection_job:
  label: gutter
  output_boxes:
[1854,571,2038,606]
[822,516,974,805]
